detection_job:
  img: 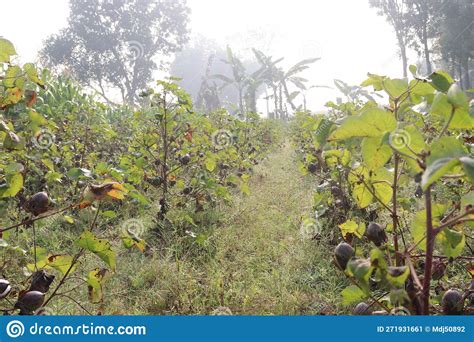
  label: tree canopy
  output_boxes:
[40,0,190,103]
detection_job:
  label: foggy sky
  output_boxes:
[0,0,418,110]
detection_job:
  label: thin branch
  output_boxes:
[1,203,79,233]
[437,106,455,139]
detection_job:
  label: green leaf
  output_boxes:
[102,210,117,218]
[361,73,385,91]
[411,204,447,251]
[361,137,392,170]
[3,66,23,88]
[428,71,454,93]
[386,126,426,172]
[240,182,250,196]
[67,168,93,179]
[0,38,17,63]
[205,157,216,172]
[422,158,460,190]
[348,166,373,208]
[3,130,24,150]
[371,168,393,205]
[341,285,366,305]
[410,81,435,96]
[352,183,373,208]
[5,162,24,174]
[409,80,435,103]
[428,137,467,162]
[347,259,372,286]
[29,111,48,132]
[314,118,334,147]
[431,93,474,129]
[329,108,396,141]
[388,126,426,156]
[0,173,23,198]
[386,266,410,288]
[41,159,55,172]
[121,232,146,253]
[461,192,474,208]
[27,251,76,275]
[128,190,150,206]
[390,289,410,307]
[461,157,474,184]
[370,248,387,270]
[422,137,469,189]
[447,84,469,110]
[77,231,116,271]
[383,78,408,99]
[23,63,44,87]
[438,229,465,258]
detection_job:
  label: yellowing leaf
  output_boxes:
[63,215,74,224]
[339,220,366,239]
[47,254,76,275]
[87,268,111,303]
[106,189,125,200]
[77,231,116,271]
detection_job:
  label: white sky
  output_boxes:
[0,0,418,110]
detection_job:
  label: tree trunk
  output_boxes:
[450,54,456,79]
[462,57,471,89]
[273,87,279,120]
[458,62,464,89]
[282,80,296,111]
[265,89,271,118]
[422,24,432,74]
[396,32,408,78]
[278,85,283,120]
[238,87,244,118]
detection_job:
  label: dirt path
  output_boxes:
[204,142,342,314]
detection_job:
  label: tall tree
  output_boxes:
[435,0,473,89]
[40,0,190,103]
[404,0,443,75]
[170,38,262,113]
[212,47,264,117]
[252,49,283,119]
[369,0,411,77]
[279,57,320,116]
[253,49,318,120]
[195,55,221,113]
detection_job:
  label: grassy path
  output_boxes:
[199,142,343,314]
[117,142,344,315]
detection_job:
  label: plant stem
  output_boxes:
[392,153,400,266]
[433,207,474,235]
[422,185,434,315]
